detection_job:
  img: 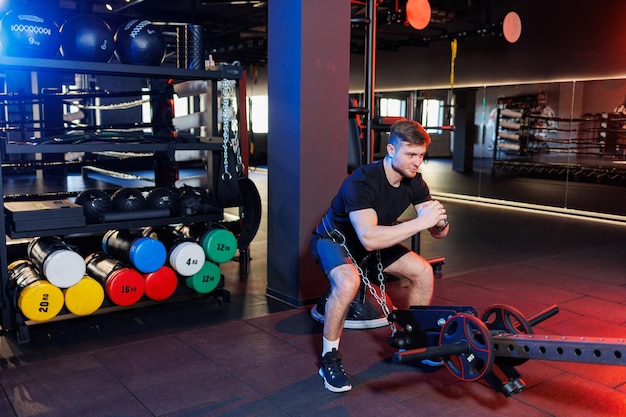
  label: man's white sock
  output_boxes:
[322,336,340,356]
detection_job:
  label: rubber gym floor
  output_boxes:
[1,159,626,417]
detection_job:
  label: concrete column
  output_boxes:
[266,0,351,306]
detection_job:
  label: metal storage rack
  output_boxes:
[0,56,244,343]
[492,94,534,160]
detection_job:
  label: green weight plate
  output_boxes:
[201,228,237,263]
[185,261,221,294]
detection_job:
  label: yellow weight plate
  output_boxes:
[63,276,105,316]
[18,280,64,322]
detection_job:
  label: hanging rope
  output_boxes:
[450,38,457,89]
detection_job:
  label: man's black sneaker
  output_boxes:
[319,348,352,393]
[311,290,390,329]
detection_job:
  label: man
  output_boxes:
[531,91,557,140]
[311,120,449,393]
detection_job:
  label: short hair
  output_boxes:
[388,120,432,146]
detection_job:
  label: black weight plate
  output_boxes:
[481,304,533,366]
[237,176,262,250]
[439,314,494,382]
[481,304,533,335]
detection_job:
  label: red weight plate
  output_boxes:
[143,266,178,301]
[106,268,145,306]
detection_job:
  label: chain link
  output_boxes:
[218,79,245,179]
[330,228,396,334]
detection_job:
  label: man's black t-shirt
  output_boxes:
[326,160,431,255]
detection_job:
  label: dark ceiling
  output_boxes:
[3,0,505,67]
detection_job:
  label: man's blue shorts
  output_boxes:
[311,227,410,278]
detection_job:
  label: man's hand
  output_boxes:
[416,200,447,230]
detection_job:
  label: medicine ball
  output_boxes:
[0,10,59,58]
[114,19,165,66]
[111,188,147,212]
[59,15,114,62]
[146,187,179,211]
[75,188,112,223]
[172,185,202,216]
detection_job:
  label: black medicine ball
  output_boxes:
[114,19,165,66]
[59,15,114,62]
[75,189,112,223]
[0,10,59,58]
[146,187,179,211]
[111,188,147,212]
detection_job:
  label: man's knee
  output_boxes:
[389,252,432,279]
[329,264,361,292]
[415,255,434,277]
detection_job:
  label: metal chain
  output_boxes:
[232,108,244,173]
[220,79,233,180]
[328,226,396,333]
[219,79,244,179]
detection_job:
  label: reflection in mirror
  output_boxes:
[382,80,626,220]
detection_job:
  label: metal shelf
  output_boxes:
[4,138,224,155]
[0,56,242,81]
[5,212,224,239]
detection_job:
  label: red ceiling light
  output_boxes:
[502,11,522,43]
[406,0,431,31]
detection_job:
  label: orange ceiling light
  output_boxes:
[406,0,431,30]
[502,11,522,43]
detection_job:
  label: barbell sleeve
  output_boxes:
[393,341,469,365]
[526,304,559,327]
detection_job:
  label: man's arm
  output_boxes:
[349,200,445,251]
